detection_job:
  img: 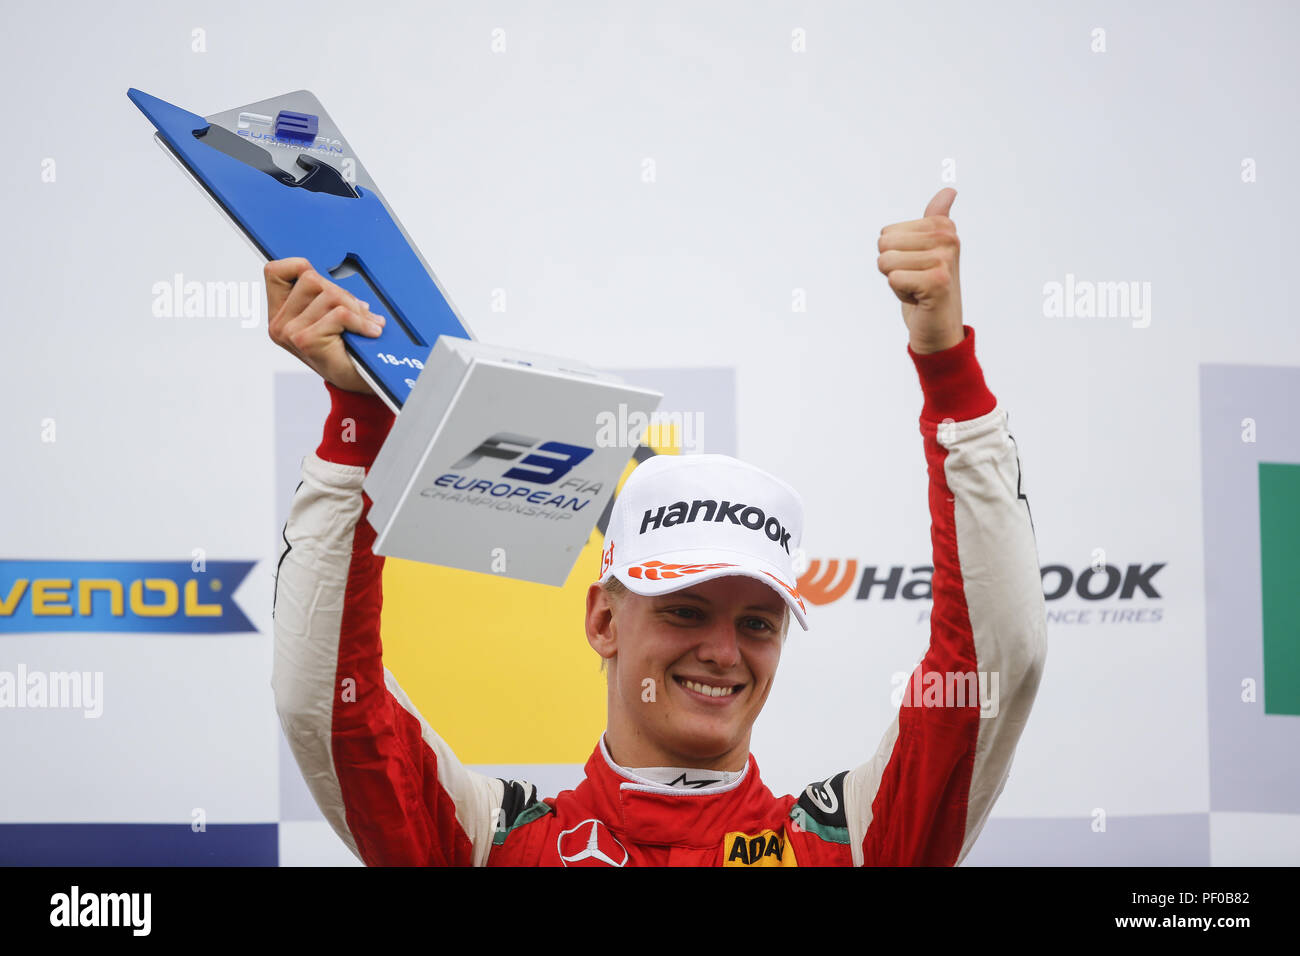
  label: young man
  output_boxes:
[269,189,1047,866]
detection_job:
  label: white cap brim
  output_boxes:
[602,549,809,631]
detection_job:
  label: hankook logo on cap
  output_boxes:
[640,499,792,553]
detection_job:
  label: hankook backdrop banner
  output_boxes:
[2,0,1297,866]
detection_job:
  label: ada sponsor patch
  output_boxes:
[722,829,798,867]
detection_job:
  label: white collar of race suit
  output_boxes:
[599,734,748,793]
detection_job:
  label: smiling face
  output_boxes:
[585,574,789,772]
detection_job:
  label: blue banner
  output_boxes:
[0,823,277,866]
[0,560,256,634]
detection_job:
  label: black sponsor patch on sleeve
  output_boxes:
[794,770,849,830]
[495,779,540,831]
[491,779,553,847]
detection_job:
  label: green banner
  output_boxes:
[1259,462,1300,716]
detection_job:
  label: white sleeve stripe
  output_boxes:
[381,670,505,867]
[273,453,506,866]
[272,455,368,861]
[942,409,1047,864]
[844,718,900,867]
[838,406,1046,866]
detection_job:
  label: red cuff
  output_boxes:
[316,381,396,467]
[907,325,997,423]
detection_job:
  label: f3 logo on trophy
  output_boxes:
[451,433,594,485]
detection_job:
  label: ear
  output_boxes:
[585,583,619,664]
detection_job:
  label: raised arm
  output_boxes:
[266,260,523,865]
[841,327,1046,864]
[793,192,1047,866]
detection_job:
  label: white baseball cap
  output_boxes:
[596,454,809,630]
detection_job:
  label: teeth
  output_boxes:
[680,679,735,698]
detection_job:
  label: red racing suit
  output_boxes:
[271,325,1047,866]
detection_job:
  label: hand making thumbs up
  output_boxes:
[878,188,966,354]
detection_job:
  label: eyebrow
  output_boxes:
[655,592,784,614]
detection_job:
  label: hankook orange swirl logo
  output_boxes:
[796,559,859,605]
